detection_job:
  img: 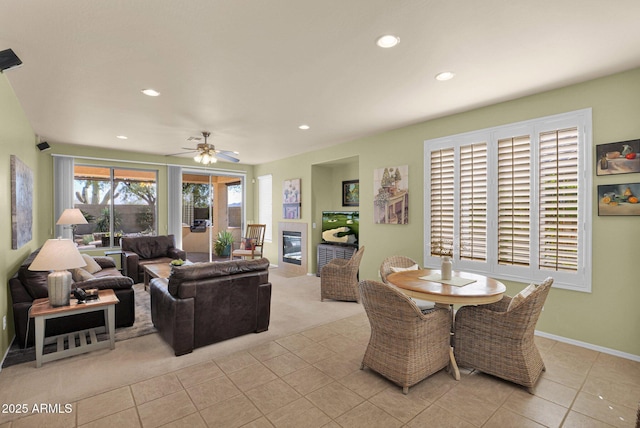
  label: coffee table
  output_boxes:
[30,289,119,368]
[143,263,172,290]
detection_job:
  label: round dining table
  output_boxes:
[386,268,506,380]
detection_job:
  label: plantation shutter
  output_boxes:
[497,135,531,266]
[459,142,487,261]
[538,127,580,272]
[430,148,455,256]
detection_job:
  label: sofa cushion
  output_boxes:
[75,275,134,291]
[82,254,103,274]
[71,268,95,282]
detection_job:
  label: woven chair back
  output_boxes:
[379,255,418,284]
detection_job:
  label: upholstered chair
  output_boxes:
[359,279,451,394]
[454,277,554,393]
[320,246,365,302]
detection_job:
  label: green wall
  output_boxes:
[255,68,640,357]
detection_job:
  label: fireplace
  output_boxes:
[282,231,302,265]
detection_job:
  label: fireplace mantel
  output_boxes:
[278,222,307,276]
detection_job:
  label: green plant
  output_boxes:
[96,207,122,233]
[214,230,235,256]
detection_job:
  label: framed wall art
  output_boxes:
[373,165,409,224]
[596,139,640,176]
[283,178,301,219]
[597,182,640,216]
[342,180,359,206]
[11,155,33,249]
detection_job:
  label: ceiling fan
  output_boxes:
[176,131,240,164]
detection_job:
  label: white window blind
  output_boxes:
[258,174,273,242]
[424,109,592,292]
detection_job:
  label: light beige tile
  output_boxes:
[131,372,183,405]
[301,325,340,343]
[306,382,364,418]
[292,343,337,364]
[318,334,358,354]
[216,351,260,374]
[503,388,568,427]
[335,401,403,428]
[541,360,589,390]
[245,378,302,414]
[403,369,456,403]
[534,335,557,351]
[228,362,278,392]
[368,386,431,423]
[78,407,141,428]
[137,390,197,428]
[456,370,518,404]
[174,360,224,388]
[532,377,578,407]
[276,334,316,353]
[266,397,331,428]
[320,422,341,428]
[406,403,475,428]
[199,394,262,428]
[240,416,275,428]
[338,325,371,343]
[435,383,501,426]
[313,353,361,380]
[483,407,545,428]
[262,352,309,377]
[337,368,389,399]
[11,409,76,428]
[160,412,208,428]
[582,373,640,409]
[551,342,599,363]
[562,410,617,428]
[186,376,242,410]
[282,365,334,395]
[76,386,135,425]
[571,391,637,428]
[249,341,290,362]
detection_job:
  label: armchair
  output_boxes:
[121,234,186,283]
[454,277,554,393]
[359,279,451,394]
[231,224,266,260]
[379,255,435,312]
[320,246,364,302]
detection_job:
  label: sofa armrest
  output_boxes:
[93,256,117,269]
[168,247,187,261]
[75,276,134,291]
[123,251,140,283]
[256,282,272,332]
[150,278,195,356]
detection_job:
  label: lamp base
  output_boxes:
[48,270,72,307]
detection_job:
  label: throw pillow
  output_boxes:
[390,264,419,273]
[508,282,538,311]
[82,254,103,274]
[71,268,95,282]
[242,237,256,250]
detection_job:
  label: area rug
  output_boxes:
[1,283,154,368]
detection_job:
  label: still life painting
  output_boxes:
[596,139,640,176]
[373,165,409,224]
[598,182,640,216]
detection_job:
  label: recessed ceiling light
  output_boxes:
[435,71,455,81]
[141,88,160,97]
[116,135,128,140]
[376,35,400,48]
[298,124,310,130]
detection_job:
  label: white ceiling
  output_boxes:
[2,1,640,165]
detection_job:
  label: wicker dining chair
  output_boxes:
[320,246,365,302]
[359,279,451,394]
[379,255,435,312]
[453,277,554,393]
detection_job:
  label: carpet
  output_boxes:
[2,283,154,368]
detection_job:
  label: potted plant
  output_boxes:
[214,230,235,257]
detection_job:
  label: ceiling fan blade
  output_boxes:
[215,149,240,155]
[214,152,240,163]
[168,149,197,156]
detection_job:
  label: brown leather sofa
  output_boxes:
[121,234,186,283]
[150,258,271,356]
[9,249,135,347]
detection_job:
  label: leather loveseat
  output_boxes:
[9,249,135,347]
[150,258,271,356]
[121,234,186,283]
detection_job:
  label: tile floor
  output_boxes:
[1,312,639,427]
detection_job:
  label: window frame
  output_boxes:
[424,109,592,292]
[258,174,273,243]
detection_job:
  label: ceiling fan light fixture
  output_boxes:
[193,154,203,163]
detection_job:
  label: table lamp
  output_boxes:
[28,238,87,306]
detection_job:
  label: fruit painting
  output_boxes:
[598,183,640,216]
[596,139,640,176]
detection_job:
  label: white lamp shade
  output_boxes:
[28,238,87,271]
[56,208,88,225]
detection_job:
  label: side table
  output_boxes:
[29,289,119,367]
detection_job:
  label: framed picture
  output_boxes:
[597,182,640,216]
[283,178,301,219]
[596,139,640,176]
[373,165,409,224]
[283,203,301,219]
[11,155,33,249]
[342,180,359,206]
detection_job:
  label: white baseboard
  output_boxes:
[535,330,640,362]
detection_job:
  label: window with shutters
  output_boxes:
[424,109,592,292]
